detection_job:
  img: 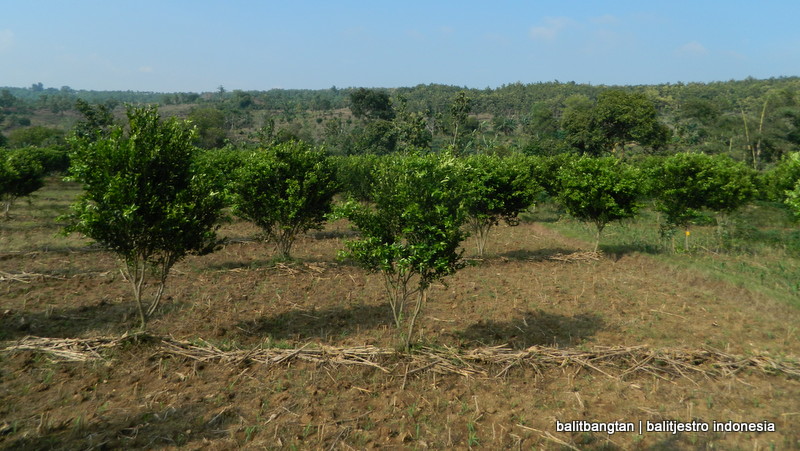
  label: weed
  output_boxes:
[466,421,479,447]
[407,402,418,419]
[244,425,259,442]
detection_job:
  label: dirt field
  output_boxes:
[1,180,799,449]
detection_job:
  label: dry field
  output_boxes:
[1,179,799,449]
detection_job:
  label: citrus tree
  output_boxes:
[462,154,540,256]
[0,147,46,219]
[786,180,800,219]
[230,141,339,259]
[650,153,755,251]
[339,152,468,350]
[64,106,226,330]
[556,156,643,251]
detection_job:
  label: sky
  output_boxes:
[2,0,799,92]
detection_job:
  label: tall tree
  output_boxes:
[593,89,670,156]
[349,88,395,121]
[449,91,473,151]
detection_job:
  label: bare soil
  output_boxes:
[1,184,798,449]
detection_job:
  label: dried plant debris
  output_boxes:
[4,335,798,381]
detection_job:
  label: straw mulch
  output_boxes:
[3,335,798,382]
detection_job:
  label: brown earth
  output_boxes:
[1,193,799,449]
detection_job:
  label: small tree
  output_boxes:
[556,156,643,252]
[230,141,339,259]
[462,154,540,256]
[64,106,226,330]
[786,179,800,219]
[339,153,468,351]
[0,148,46,219]
[650,153,755,251]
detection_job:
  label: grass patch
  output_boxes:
[528,201,800,309]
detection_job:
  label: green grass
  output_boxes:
[526,201,800,310]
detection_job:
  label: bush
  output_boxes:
[63,105,226,329]
[339,152,468,350]
[0,147,46,219]
[462,154,540,256]
[230,141,339,259]
[650,152,755,250]
[555,156,643,251]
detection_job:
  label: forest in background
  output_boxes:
[1,76,799,168]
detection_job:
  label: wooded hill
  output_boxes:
[1,76,799,167]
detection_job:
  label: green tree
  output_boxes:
[393,96,432,151]
[63,106,226,329]
[0,90,18,108]
[339,153,468,350]
[650,153,755,251]
[74,99,115,140]
[349,88,395,121]
[230,141,339,259]
[0,148,46,219]
[350,120,398,155]
[492,115,516,135]
[524,103,559,138]
[561,95,605,155]
[331,154,382,202]
[192,147,247,203]
[7,126,65,148]
[562,91,670,156]
[462,154,540,256]
[556,156,643,251]
[762,152,800,201]
[594,90,670,155]
[785,178,800,219]
[449,91,473,151]
[188,107,228,149]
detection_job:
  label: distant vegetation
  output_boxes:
[1,76,799,166]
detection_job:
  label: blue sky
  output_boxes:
[2,1,799,92]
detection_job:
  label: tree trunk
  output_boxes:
[3,198,12,220]
[125,259,148,331]
[593,223,605,253]
[470,217,492,258]
[404,287,427,352]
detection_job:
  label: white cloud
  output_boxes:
[0,29,14,52]
[138,66,154,73]
[530,17,572,41]
[677,41,708,57]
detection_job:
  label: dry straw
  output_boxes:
[4,335,798,382]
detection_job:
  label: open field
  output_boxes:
[1,179,799,449]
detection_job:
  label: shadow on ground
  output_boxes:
[236,302,392,342]
[0,299,180,341]
[2,404,240,450]
[456,310,604,349]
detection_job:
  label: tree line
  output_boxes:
[3,76,800,168]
